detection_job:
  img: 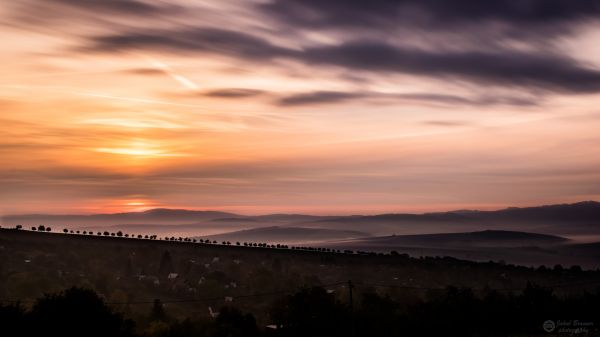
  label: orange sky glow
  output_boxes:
[1,1,600,215]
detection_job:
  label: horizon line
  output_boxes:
[3,200,598,218]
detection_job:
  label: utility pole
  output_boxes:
[348,280,356,337]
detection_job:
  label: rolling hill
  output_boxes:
[332,230,569,249]
[2,201,599,240]
[202,226,370,244]
[1,208,239,227]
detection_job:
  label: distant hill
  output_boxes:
[202,226,370,244]
[3,201,599,239]
[304,201,600,237]
[332,230,569,249]
[321,230,591,267]
[364,201,600,225]
[1,209,239,227]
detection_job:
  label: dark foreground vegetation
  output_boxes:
[1,229,599,336]
[1,284,599,337]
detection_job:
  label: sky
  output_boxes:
[1,0,600,215]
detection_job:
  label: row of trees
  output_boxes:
[10,224,362,255]
[51,226,359,256]
[6,224,52,232]
[58,228,158,240]
[31,225,52,232]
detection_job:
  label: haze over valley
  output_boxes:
[4,201,600,268]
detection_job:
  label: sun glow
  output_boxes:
[106,198,160,213]
[94,140,185,158]
[122,200,151,211]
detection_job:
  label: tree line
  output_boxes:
[1,283,598,337]
[4,225,380,256]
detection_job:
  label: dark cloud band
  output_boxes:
[89,27,600,94]
[261,0,600,34]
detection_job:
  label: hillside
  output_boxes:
[338,230,569,248]
[321,230,600,268]
[2,227,600,337]
[203,226,370,244]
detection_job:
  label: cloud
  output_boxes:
[49,0,172,15]
[276,90,538,107]
[87,25,600,94]
[2,0,182,32]
[203,88,266,98]
[14,0,180,19]
[302,42,600,93]
[10,0,598,95]
[277,91,364,106]
[90,27,293,60]
[260,0,600,39]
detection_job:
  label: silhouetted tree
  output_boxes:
[212,306,259,337]
[149,299,167,322]
[28,287,136,337]
[270,287,348,337]
[0,302,26,334]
